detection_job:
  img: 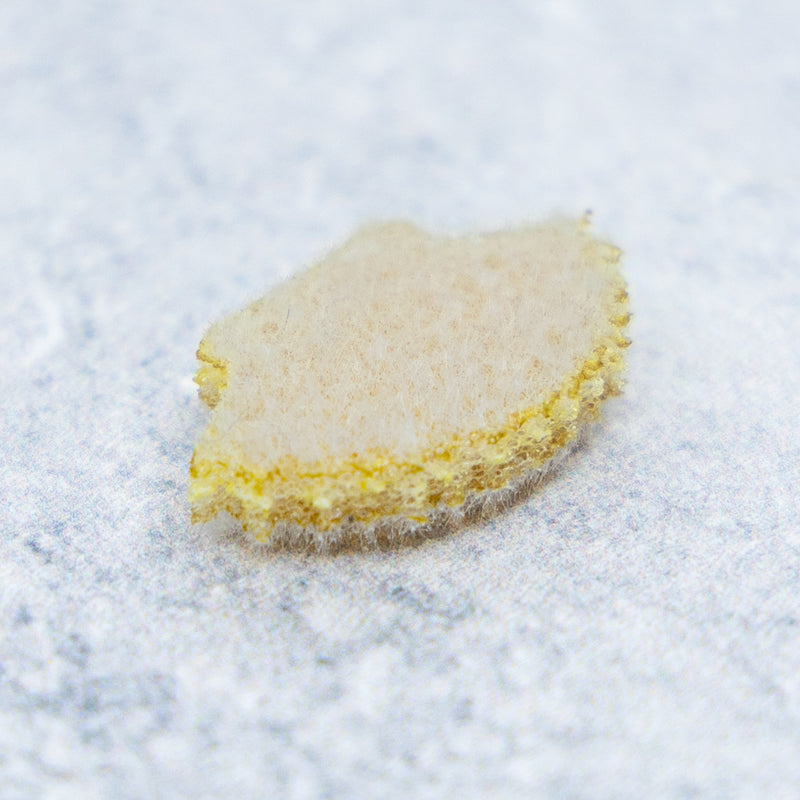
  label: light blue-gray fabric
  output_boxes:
[2,1,799,797]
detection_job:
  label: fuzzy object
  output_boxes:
[189,218,630,548]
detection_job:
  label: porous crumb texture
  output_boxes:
[189,218,630,547]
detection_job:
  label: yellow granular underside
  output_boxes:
[189,290,630,543]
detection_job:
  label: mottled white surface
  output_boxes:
[1,1,799,798]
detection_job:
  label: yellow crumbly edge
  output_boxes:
[189,287,630,545]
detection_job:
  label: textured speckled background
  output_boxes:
[2,1,799,798]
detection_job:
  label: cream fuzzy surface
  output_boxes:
[199,219,620,463]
